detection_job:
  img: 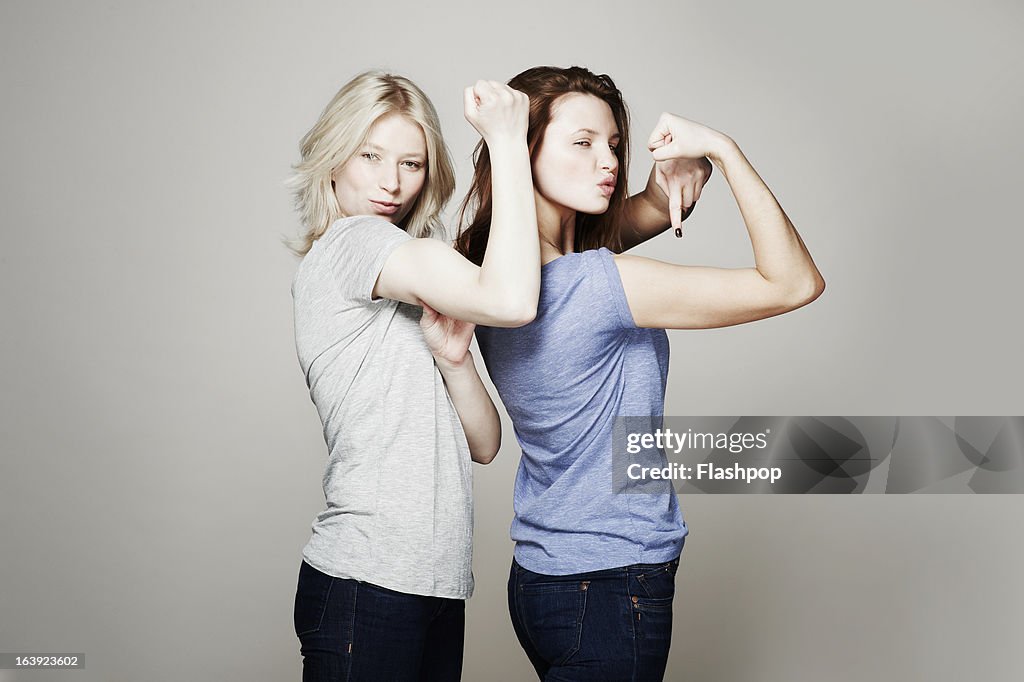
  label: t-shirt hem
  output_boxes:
[301,550,473,600]
[512,537,686,576]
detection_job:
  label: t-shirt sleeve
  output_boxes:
[318,215,413,303]
[594,247,639,330]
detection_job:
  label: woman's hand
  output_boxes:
[463,80,529,145]
[653,156,713,237]
[647,112,732,164]
[646,113,728,236]
[420,302,476,370]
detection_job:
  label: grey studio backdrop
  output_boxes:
[1,1,1021,681]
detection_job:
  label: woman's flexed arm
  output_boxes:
[374,81,540,328]
[617,114,825,329]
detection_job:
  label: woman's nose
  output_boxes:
[600,150,618,175]
[378,166,400,193]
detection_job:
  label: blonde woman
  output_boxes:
[287,71,537,680]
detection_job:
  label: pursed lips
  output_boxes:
[370,200,401,214]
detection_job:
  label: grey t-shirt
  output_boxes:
[292,215,474,599]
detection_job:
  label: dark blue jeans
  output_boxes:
[508,556,680,681]
[293,560,465,681]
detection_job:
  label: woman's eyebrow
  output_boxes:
[570,128,621,139]
[365,142,425,158]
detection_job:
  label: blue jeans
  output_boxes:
[508,556,680,681]
[293,560,465,681]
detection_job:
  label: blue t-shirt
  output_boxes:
[476,247,688,575]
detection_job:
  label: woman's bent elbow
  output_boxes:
[789,274,825,309]
[491,301,537,328]
[807,273,826,302]
[509,303,537,327]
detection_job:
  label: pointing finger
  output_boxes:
[668,177,683,236]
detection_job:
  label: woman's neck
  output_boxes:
[536,194,576,265]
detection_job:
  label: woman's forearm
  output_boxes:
[621,175,675,248]
[709,136,824,296]
[478,138,541,319]
[435,352,501,464]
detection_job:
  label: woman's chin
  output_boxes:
[577,201,611,216]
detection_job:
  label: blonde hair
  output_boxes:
[285,71,455,256]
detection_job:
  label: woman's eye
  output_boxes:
[361,152,379,161]
[574,140,591,147]
[402,161,423,170]
[609,144,618,152]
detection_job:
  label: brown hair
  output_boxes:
[455,66,630,265]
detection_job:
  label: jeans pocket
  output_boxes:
[631,568,675,652]
[293,560,335,637]
[517,580,589,665]
[634,564,676,608]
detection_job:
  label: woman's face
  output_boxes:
[332,112,427,225]
[532,93,620,221]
